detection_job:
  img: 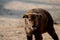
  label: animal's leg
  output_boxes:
[26,34,32,40]
[34,33,43,40]
[47,26,59,40]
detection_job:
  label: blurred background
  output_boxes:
[0,0,60,23]
[0,0,60,40]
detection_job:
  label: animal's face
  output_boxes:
[23,13,41,30]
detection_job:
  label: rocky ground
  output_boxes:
[0,16,60,40]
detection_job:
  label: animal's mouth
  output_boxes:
[32,25,37,30]
[32,27,37,30]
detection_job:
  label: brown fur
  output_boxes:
[23,8,59,40]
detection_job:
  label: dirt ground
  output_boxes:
[0,16,60,40]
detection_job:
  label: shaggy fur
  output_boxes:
[23,8,59,40]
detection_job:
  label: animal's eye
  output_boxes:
[31,15,36,20]
[36,15,42,18]
[23,15,29,18]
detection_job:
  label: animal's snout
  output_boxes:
[32,25,37,27]
[32,22,38,28]
[32,25,37,30]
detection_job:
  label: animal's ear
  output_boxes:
[23,15,28,18]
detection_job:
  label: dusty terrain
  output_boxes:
[0,16,60,40]
[0,0,60,40]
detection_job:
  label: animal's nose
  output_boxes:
[32,25,37,30]
[32,25,37,27]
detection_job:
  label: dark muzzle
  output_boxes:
[32,25,37,30]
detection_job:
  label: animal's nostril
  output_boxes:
[29,19,31,21]
[32,25,36,27]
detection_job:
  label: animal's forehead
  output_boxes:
[27,8,42,13]
[26,10,41,15]
[25,13,41,16]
